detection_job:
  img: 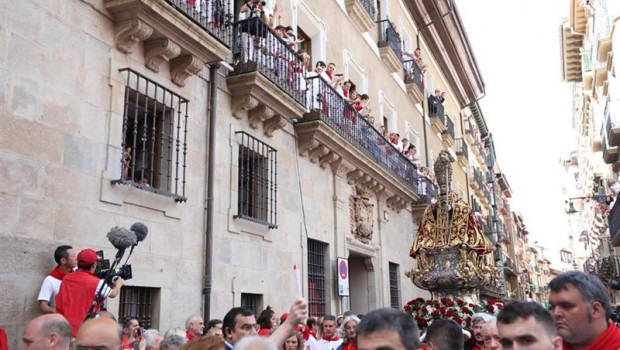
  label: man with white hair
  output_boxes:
[465,313,493,350]
[185,315,205,341]
[480,316,501,350]
[144,329,164,350]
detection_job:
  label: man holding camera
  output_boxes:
[56,248,123,336]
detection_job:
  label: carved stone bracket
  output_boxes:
[347,169,364,185]
[379,46,402,73]
[232,95,260,120]
[386,195,407,212]
[319,151,340,169]
[145,38,181,72]
[263,115,286,137]
[248,105,275,129]
[345,0,375,33]
[115,18,153,54]
[308,145,328,163]
[171,54,204,87]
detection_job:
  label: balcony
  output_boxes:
[597,255,620,280]
[227,18,308,137]
[442,116,455,147]
[602,138,619,164]
[464,117,476,145]
[455,138,468,167]
[105,0,232,86]
[412,177,438,219]
[345,0,376,33]
[609,199,620,246]
[428,97,446,134]
[294,76,419,211]
[403,59,424,103]
[605,100,620,146]
[377,19,403,73]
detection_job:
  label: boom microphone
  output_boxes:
[130,222,148,243]
[107,226,137,251]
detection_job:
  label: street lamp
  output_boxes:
[564,195,608,214]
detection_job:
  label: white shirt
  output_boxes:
[37,275,62,306]
[316,338,343,350]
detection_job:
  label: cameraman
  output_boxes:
[56,248,123,337]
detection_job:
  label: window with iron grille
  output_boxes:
[240,293,261,316]
[112,68,189,202]
[118,286,159,329]
[389,262,400,309]
[308,239,327,317]
[235,132,277,228]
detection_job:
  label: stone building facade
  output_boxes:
[1,0,532,347]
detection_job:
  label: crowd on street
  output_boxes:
[3,245,620,350]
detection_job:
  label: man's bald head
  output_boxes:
[76,318,122,350]
[22,314,72,350]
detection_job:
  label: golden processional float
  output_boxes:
[406,150,494,302]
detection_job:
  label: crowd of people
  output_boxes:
[5,244,620,350]
[234,0,443,191]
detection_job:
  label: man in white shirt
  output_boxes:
[316,315,342,350]
[37,245,77,313]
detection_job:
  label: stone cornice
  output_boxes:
[294,120,418,211]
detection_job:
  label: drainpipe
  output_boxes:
[414,0,454,167]
[204,63,220,322]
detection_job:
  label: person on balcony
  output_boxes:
[238,0,270,63]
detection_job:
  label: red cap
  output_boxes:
[77,249,100,265]
[280,313,289,323]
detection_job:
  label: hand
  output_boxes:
[283,298,308,327]
[114,277,124,287]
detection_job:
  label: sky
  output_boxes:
[456,1,575,265]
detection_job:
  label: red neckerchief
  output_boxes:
[391,140,399,145]
[325,72,333,80]
[322,334,340,341]
[187,332,195,341]
[343,90,348,98]
[295,325,311,341]
[49,266,68,280]
[562,322,620,350]
[122,335,132,350]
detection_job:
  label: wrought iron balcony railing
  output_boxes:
[445,116,455,140]
[359,0,377,20]
[166,0,233,46]
[456,138,468,160]
[403,59,423,93]
[415,177,438,204]
[609,197,620,244]
[377,19,403,61]
[301,75,419,193]
[230,17,306,107]
[428,97,445,123]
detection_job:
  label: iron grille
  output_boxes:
[428,96,445,124]
[118,286,159,329]
[300,76,419,193]
[403,59,423,93]
[240,293,261,316]
[230,17,306,107]
[359,0,377,20]
[112,68,189,202]
[377,19,403,61]
[307,239,327,317]
[164,0,233,47]
[455,138,468,160]
[235,132,278,228]
[444,116,455,140]
[388,263,400,309]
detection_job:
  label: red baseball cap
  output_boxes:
[77,249,100,265]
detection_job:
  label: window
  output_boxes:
[113,68,189,202]
[118,286,159,329]
[389,263,400,309]
[308,239,327,317]
[235,132,278,228]
[297,27,312,60]
[241,293,261,316]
